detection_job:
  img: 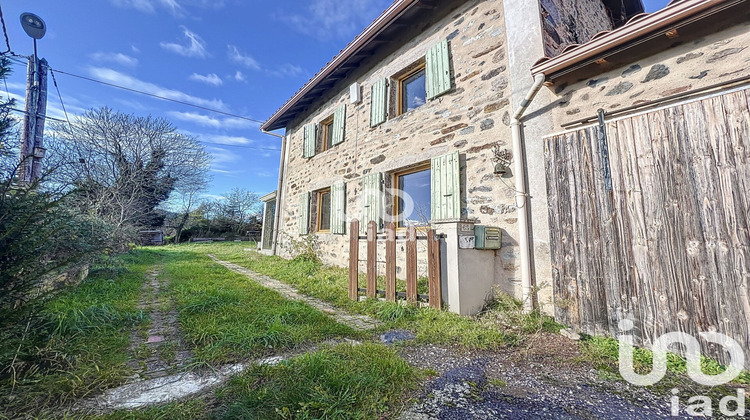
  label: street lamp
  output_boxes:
[20,13,46,40]
[18,12,48,184]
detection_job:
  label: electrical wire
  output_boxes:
[198,140,280,151]
[2,56,272,130]
[49,68,266,125]
[0,4,12,54]
[49,68,74,131]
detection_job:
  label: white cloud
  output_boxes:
[201,193,226,200]
[267,63,303,78]
[90,52,139,67]
[189,72,222,86]
[227,45,260,70]
[208,135,252,145]
[207,147,240,173]
[131,45,141,54]
[256,171,273,177]
[167,111,258,129]
[88,67,227,110]
[281,0,390,41]
[233,70,246,82]
[110,0,184,16]
[161,26,208,58]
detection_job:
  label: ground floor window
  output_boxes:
[317,188,331,232]
[394,164,431,228]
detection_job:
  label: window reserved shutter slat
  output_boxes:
[298,192,310,235]
[331,181,346,234]
[426,39,451,100]
[303,124,317,158]
[370,79,388,127]
[332,105,346,146]
[361,172,383,233]
[431,151,460,220]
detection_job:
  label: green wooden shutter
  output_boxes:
[298,192,310,235]
[361,172,383,233]
[332,105,346,146]
[330,180,346,234]
[303,123,316,158]
[370,79,388,127]
[426,40,452,100]
[431,151,460,220]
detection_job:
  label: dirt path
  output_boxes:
[208,255,381,331]
[124,267,193,380]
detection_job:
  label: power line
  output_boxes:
[198,140,280,151]
[49,68,74,130]
[0,4,12,54]
[49,67,267,125]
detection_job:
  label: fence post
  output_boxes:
[428,229,441,309]
[385,222,396,301]
[366,221,377,299]
[406,226,417,303]
[349,220,359,300]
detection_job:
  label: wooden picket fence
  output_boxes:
[348,219,442,309]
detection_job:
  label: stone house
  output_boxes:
[260,0,645,315]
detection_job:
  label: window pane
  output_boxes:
[319,191,331,231]
[402,69,426,113]
[397,169,430,227]
[324,122,333,150]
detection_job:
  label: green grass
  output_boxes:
[157,247,360,366]
[215,342,419,419]
[580,335,750,386]
[0,249,156,418]
[86,399,210,420]
[176,242,558,350]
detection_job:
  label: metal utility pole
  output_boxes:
[18,12,47,184]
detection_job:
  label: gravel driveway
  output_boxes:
[390,332,684,419]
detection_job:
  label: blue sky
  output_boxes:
[1,0,669,199]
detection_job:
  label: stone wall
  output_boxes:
[279,0,616,308]
[548,23,750,127]
[278,0,524,297]
[539,0,614,57]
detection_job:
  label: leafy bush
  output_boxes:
[0,182,118,315]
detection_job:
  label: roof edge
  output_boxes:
[260,191,277,202]
[530,0,739,79]
[261,0,421,132]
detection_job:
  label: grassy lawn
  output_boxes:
[158,246,360,366]
[0,241,558,419]
[0,249,156,418]
[185,242,560,349]
[214,342,418,419]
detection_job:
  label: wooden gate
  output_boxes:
[545,87,750,366]
[348,220,442,309]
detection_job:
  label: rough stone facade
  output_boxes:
[272,0,619,309]
[547,23,750,127]
[539,0,614,57]
[277,0,524,299]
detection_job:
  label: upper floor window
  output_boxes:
[302,104,347,159]
[321,115,334,152]
[370,39,452,127]
[399,65,426,115]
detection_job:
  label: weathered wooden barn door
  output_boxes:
[545,87,750,364]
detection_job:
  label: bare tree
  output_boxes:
[50,107,211,229]
[168,177,208,243]
[219,187,262,235]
